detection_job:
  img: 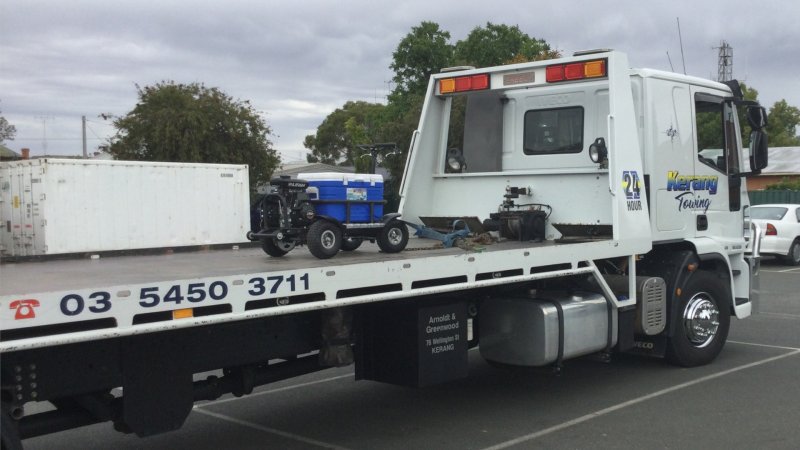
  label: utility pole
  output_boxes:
[82,115,88,158]
[34,115,54,155]
[714,41,733,82]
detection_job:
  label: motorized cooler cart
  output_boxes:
[247,173,409,259]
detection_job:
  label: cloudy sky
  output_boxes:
[2,0,798,162]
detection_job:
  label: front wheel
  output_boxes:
[377,220,409,253]
[782,239,800,266]
[666,271,731,367]
[307,221,342,259]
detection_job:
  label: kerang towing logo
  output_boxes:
[10,299,40,320]
[667,171,718,213]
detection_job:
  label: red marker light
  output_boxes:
[455,76,472,92]
[564,63,585,80]
[546,65,564,82]
[470,74,489,90]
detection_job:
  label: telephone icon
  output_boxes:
[10,299,40,320]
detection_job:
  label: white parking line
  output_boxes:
[729,340,800,350]
[753,311,800,320]
[480,349,800,450]
[760,267,800,273]
[194,408,351,450]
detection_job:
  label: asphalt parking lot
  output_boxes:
[24,258,800,450]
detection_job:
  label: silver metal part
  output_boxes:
[385,227,405,247]
[603,275,667,336]
[682,293,721,348]
[639,277,667,335]
[342,223,385,229]
[479,291,612,367]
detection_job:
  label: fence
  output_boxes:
[748,190,800,205]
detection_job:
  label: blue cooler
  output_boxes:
[365,174,384,220]
[298,173,384,223]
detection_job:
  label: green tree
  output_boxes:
[303,101,386,166]
[389,21,454,101]
[109,82,279,193]
[454,22,555,67]
[0,109,16,144]
[766,99,800,147]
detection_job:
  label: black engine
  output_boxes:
[259,175,316,232]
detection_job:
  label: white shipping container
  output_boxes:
[0,159,250,257]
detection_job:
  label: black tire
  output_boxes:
[340,237,363,252]
[782,239,800,266]
[262,238,295,257]
[666,270,731,367]
[377,220,409,253]
[307,221,342,259]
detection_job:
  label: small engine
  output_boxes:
[482,185,549,242]
[260,176,316,231]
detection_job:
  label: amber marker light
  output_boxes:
[584,60,606,78]
[440,78,456,94]
[172,308,194,320]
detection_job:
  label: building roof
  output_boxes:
[764,147,800,175]
[0,144,19,160]
[274,162,354,177]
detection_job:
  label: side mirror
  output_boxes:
[749,129,768,172]
[746,106,768,130]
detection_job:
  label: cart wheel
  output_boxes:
[262,238,296,257]
[341,238,363,252]
[307,221,342,259]
[377,220,409,253]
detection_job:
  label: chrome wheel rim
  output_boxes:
[683,293,720,348]
[387,227,403,245]
[791,242,800,264]
[320,230,337,249]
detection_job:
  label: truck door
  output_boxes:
[690,91,743,246]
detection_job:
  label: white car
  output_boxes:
[750,204,800,265]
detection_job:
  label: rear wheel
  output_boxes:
[340,238,363,251]
[307,221,342,259]
[377,220,409,253]
[782,239,800,266]
[262,238,295,257]
[666,271,731,367]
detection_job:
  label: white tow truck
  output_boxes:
[0,50,768,448]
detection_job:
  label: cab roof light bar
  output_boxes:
[546,59,607,83]
[440,73,490,94]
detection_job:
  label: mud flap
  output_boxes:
[121,337,193,437]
